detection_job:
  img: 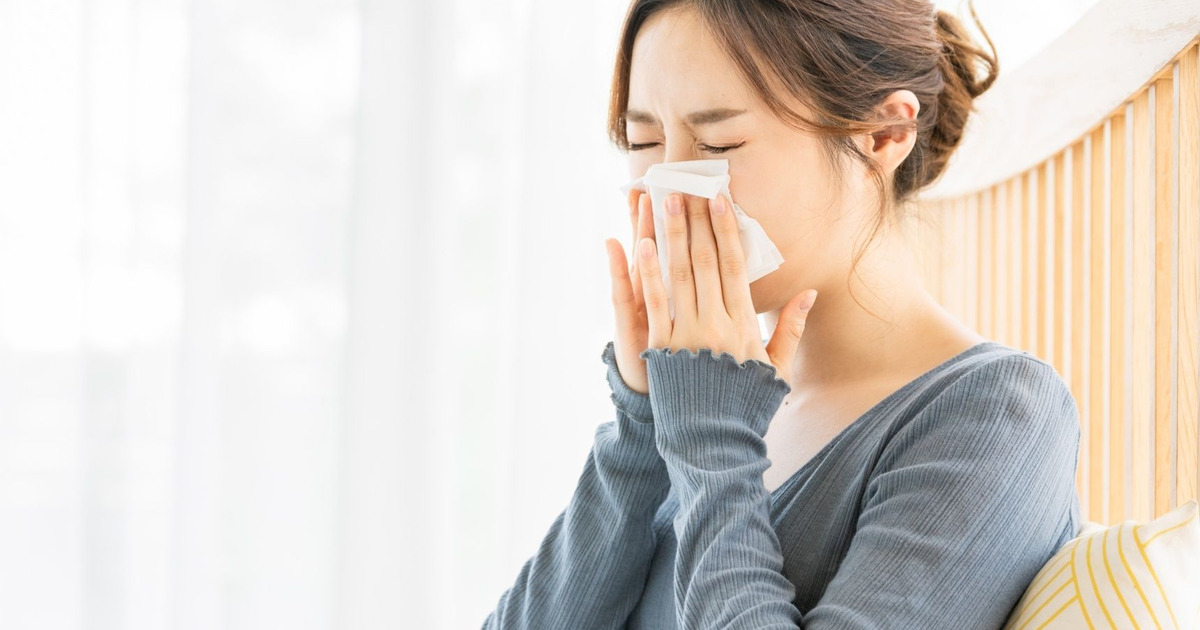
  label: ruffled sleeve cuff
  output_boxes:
[638,346,791,439]
[601,340,655,424]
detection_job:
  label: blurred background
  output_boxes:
[0,0,1105,628]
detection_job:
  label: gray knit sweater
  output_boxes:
[481,338,1081,629]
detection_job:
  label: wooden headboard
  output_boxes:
[912,1,1200,526]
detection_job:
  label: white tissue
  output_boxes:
[618,159,785,320]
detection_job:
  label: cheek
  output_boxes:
[729,177,800,243]
[627,155,651,181]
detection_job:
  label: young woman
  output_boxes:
[484,1,1081,628]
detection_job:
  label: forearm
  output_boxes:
[643,346,803,629]
[481,342,672,629]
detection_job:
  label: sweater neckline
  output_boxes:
[767,340,1009,503]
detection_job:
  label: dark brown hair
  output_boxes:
[606,0,998,316]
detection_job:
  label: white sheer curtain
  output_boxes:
[0,0,1101,628]
[0,0,629,628]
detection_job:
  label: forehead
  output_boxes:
[627,7,757,116]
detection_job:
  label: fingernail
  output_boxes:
[798,290,818,312]
[640,239,654,259]
[711,195,727,215]
[668,194,683,215]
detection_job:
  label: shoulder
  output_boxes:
[924,341,1075,413]
[867,343,1082,502]
[885,342,1080,454]
[954,344,1075,415]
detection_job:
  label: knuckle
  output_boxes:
[612,289,636,307]
[719,252,745,276]
[670,264,692,284]
[691,248,718,268]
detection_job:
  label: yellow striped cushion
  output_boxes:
[1003,499,1199,629]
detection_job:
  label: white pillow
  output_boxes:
[1002,499,1200,629]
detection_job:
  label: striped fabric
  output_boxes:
[1002,499,1200,629]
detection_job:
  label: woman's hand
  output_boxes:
[603,189,657,396]
[636,191,818,382]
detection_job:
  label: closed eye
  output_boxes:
[627,141,744,154]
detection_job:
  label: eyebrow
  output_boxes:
[624,107,748,127]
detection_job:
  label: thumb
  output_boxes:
[766,289,817,377]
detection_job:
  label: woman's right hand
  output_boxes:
[603,189,656,396]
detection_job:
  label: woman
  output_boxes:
[483,0,1081,627]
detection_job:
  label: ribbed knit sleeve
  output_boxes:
[802,354,1081,629]
[480,341,671,629]
[640,346,801,628]
[639,347,1081,629]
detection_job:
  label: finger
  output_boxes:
[627,187,642,229]
[639,190,655,241]
[637,237,671,348]
[627,189,641,272]
[686,193,721,318]
[765,289,817,381]
[664,192,696,322]
[709,193,754,319]
[632,192,653,310]
[606,239,639,325]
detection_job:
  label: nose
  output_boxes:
[663,136,700,163]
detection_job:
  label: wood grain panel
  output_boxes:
[1110,110,1128,525]
[1010,176,1023,350]
[981,189,993,338]
[1037,162,1050,362]
[1023,170,1036,354]
[1090,125,1107,520]
[913,41,1200,524]
[1154,75,1176,517]
[1072,140,1089,518]
[1054,153,1066,379]
[1131,87,1154,523]
[1178,42,1200,510]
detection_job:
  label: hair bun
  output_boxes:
[936,5,999,98]
[924,2,1000,188]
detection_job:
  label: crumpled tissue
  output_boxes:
[618,158,785,320]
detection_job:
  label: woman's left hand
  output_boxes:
[635,191,818,382]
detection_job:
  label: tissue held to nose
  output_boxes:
[617,158,785,320]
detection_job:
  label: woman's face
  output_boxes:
[625,6,873,313]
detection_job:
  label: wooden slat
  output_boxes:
[1010,176,1023,349]
[967,194,979,330]
[981,189,993,338]
[1037,162,1050,362]
[991,186,1000,340]
[1178,43,1200,509]
[1071,140,1089,520]
[1090,125,1107,520]
[998,179,1010,345]
[913,40,1200,525]
[1154,75,1176,516]
[1023,170,1036,353]
[1132,88,1153,522]
[1054,153,1067,379]
[1110,110,1129,525]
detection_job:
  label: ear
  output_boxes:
[857,89,920,176]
